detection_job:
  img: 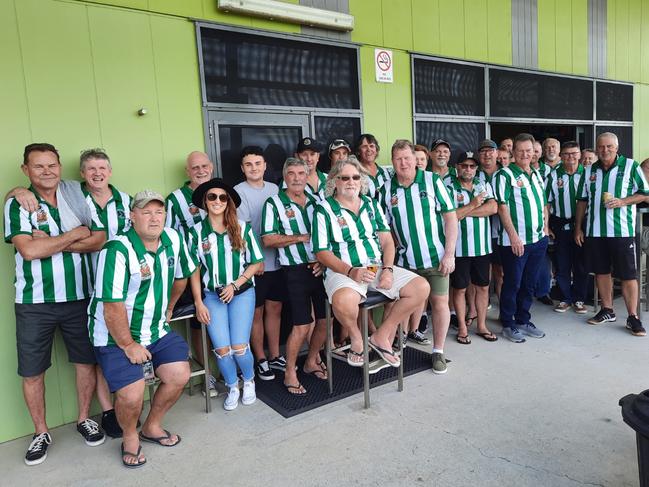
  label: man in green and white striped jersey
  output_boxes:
[447,154,498,344]
[546,141,587,314]
[493,133,550,343]
[89,190,196,467]
[379,140,457,374]
[313,157,429,369]
[261,158,328,394]
[5,143,107,466]
[430,139,456,183]
[354,133,392,197]
[575,132,649,336]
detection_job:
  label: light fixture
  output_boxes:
[218,0,354,31]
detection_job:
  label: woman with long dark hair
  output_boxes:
[188,179,264,411]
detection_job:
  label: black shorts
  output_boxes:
[489,239,502,265]
[254,269,286,307]
[283,265,327,326]
[15,299,96,377]
[450,255,491,289]
[586,236,637,280]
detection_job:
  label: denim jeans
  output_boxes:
[554,228,587,303]
[533,251,552,298]
[204,287,256,387]
[499,236,549,328]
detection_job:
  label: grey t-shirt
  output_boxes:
[234,180,280,272]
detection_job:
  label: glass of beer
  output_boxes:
[603,192,613,207]
[366,258,381,274]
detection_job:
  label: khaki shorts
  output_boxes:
[324,266,419,303]
[413,267,449,296]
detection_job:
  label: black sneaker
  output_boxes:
[76,418,105,446]
[418,314,428,333]
[392,331,407,350]
[449,313,458,330]
[268,355,288,371]
[626,315,647,336]
[587,307,616,325]
[101,409,123,438]
[25,432,52,466]
[256,359,275,381]
[537,295,554,306]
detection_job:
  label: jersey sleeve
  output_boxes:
[311,206,331,253]
[175,232,197,279]
[4,198,33,243]
[93,241,129,302]
[433,176,455,212]
[493,170,511,205]
[244,222,264,264]
[87,199,105,232]
[260,198,280,236]
[372,199,390,232]
[632,161,649,195]
[577,168,589,201]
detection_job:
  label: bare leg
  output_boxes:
[466,284,477,322]
[430,293,450,350]
[453,287,468,340]
[284,325,309,392]
[331,288,362,359]
[23,373,48,433]
[304,319,327,376]
[75,363,96,422]
[251,306,266,361]
[264,300,282,359]
[621,279,639,315]
[115,380,145,465]
[95,366,113,412]
[474,285,493,335]
[596,274,614,309]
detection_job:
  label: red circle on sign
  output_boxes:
[376,50,391,72]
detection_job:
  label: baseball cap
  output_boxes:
[296,137,322,153]
[131,190,165,209]
[431,139,451,151]
[478,139,498,151]
[328,139,351,154]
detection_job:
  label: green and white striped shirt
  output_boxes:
[4,188,104,304]
[365,164,392,198]
[165,182,205,239]
[312,195,388,272]
[446,176,493,257]
[535,160,553,180]
[187,218,263,291]
[88,227,196,346]
[281,170,328,201]
[477,167,501,239]
[493,164,546,246]
[546,164,584,221]
[261,190,318,266]
[380,169,455,269]
[577,155,649,237]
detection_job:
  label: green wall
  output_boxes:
[2,0,649,443]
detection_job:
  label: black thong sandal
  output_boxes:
[284,383,307,395]
[456,334,472,345]
[466,316,477,327]
[476,331,498,342]
[304,361,328,380]
[139,429,181,447]
[368,339,401,368]
[121,443,146,469]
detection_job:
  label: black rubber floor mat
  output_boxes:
[255,347,432,418]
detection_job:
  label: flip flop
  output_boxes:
[139,429,181,447]
[347,349,364,367]
[303,361,328,380]
[476,331,498,342]
[121,443,146,469]
[456,334,471,345]
[284,383,307,395]
[466,316,477,327]
[368,339,401,368]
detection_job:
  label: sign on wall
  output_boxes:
[375,48,393,83]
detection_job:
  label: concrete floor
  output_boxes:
[0,299,646,487]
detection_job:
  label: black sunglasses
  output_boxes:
[206,193,228,202]
[337,175,361,181]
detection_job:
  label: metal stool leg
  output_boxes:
[397,321,403,392]
[201,323,211,413]
[185,319,195,397]
[362,308,370,409]
[326,301,333,395]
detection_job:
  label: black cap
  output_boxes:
[192,178,241,209]
[457,151,479,165]
[431,139,451,151]
[296,137,322,153]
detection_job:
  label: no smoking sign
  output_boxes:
[375,48,393,83]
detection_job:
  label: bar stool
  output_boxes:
[325,291,403,409]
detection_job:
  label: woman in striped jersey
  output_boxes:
[188,179,264,411]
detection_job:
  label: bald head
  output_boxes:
[186,151,213,188]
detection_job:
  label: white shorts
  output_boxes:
[323,266,419,304]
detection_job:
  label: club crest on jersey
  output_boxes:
[516,178,524,188]
[390,195,398,206]
[36,208,48,224]
[419,191,428,199]
[139,261,152,280]
[167,256,175,268]
[557,179,564,188]
[189,204,200,215]
[337,216,348,228]
[285,208,295,219]
[457,194,464,203]
[201,238,211,253]
[590,174,597,182]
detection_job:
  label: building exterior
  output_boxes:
[1,0,648,442]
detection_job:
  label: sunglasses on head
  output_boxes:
[337,175,361,181]
[206,193,228,202]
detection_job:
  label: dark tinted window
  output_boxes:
[414,59,485,116]
[490,69,593,120]
[314,116,361,171]
[597,82,633,121]
[596,126,633,160]
[415,122,485,165]
[200,27,360,109]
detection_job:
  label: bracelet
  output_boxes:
[231,282,240,291]
[381,266,394,272]
[241,273,250,282]
[346,266,354,277]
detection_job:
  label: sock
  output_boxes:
[450,311,456,316]
[432,348,443,354]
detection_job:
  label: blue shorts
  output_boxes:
[94,331,189,393]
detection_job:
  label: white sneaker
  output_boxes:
[224,387,240,411]
[242,380,256,406]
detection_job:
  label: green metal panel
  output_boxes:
[149,0,204,18]
[633,84,649,160]
[486,0,512,65]
[438,0,464,58]
[614,0,630,81]
[537,0,557,71]
[555,0,573,73]
[350,0,383,46]
[464,0,489,62]
[643,2,649,84]
[411,0,440,54]
[571,0,588,75]
[359,46,387,151]
[382,0,413,52]
[627,0,642,82]
[385,50,413,143]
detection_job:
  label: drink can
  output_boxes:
[142,360,156,385]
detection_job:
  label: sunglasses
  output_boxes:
[337,175,361,181]
[458,164,477,169]
[206,193,228,202]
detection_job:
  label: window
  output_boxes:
[415,122,485,165]
[596,82,633,122]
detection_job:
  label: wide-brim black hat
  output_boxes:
[192,178,241,209]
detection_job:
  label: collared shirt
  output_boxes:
[165,181,206,240]
[88,227,196,347]
[493,164,546,246]
[446,176,494,257]
[379,169,455,269]
[312,194,388,272]
[546,164,584,221]
[535,160,553,181]
[4,187,104,304]
[477,166,501,240]
[577,155,649,237]
[439,166,457,185]
[187,218,263,292]
[365,164,392,198]
[281,170,328,201]
[261,190,318,266]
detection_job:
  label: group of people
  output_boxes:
[5,129,648,468]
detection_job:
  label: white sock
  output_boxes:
[432,348,443,354]
[450,311,456,316]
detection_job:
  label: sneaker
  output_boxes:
[431,352,447,375]
[537,295,554,306]
[76,418,105,446]
[518,322,545,338]
[554,301,570,313]
[587,307,616,325]
[224,387,240,411]
[626,315,647,337]
[449,313,459,330]
[242,380,256,405]
[268,355,288,371]
[256,359,275,381]
[502,326,526,343]
[25,432,52,466]
[407,330,431,345]
[418,314,429,333]
[101,409,123,439]
[573,301,587,314]
[392,331,407,350]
